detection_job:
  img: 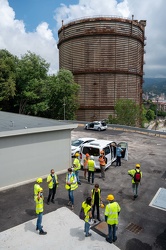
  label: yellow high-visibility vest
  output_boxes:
[82,201,91,222]
[88,160,95,171]
[47,174,58,189]
[105,201,121,225]
[35,196,44,214]
[73,158,81,171]
[65,173,78,190]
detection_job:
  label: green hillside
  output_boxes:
[143,78,166,95]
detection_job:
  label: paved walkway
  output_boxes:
[0,207,120,250]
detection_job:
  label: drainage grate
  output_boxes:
[126,223,143,234]
[153,170,162,174]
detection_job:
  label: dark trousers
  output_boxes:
[88,171,94,183]
[116,156,121,166]
[47,185,56,202]
[92,202,100,220]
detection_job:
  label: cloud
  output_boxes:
[0,0,165,77]
[0,0,59,74]
[54,0,166,78]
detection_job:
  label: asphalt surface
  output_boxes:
[0,127,166,250]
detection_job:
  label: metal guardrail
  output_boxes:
[61,120,166,138]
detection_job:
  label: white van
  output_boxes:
[80,139,128,169]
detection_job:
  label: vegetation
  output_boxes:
[108,99,141,127]
[0,49,79,120]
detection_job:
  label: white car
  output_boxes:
[85,121,107,131]
[71,137,96,157]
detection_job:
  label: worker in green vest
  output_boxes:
[82,197,92,237]
[105,194,121,244]
[88,155,96,184]
[65,168,78,210]
[73,153,81,185]
[35,188,47,235]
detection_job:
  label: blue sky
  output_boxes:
[1,0,166,77]
[8,0,77,34]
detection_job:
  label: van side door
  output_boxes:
[103,145,111,168]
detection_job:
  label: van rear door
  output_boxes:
[118,142,128,160]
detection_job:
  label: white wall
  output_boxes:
[0,129,71,189]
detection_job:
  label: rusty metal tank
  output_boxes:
[57,16,146,121]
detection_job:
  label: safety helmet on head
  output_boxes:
[106,194,114,201]
[135,164,140,168]
[86,153,89,157]
[75,153,80,157]
[90,155,94,160]
[36,177,43,183]
[39,188,43,192]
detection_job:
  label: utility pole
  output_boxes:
[156,97,159,120]
[63,97,66,120]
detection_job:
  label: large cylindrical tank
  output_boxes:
[58,17,146,121]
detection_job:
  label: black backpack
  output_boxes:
[79,207,85,220]
[134,170,141,183]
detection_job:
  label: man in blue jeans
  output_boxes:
[105,194,121,243]
[82,197,92,237]
[65,168,78,210]
[35,188,47,235]
[116,144,123,166]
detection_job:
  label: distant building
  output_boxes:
[58,16,146,121]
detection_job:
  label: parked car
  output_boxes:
[80,140,128,169]
[84,121,107,131]
[71,137,96,157]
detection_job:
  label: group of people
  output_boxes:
[34,155,142,243]
[80,162,142,243]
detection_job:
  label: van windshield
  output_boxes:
[83,147,100,156]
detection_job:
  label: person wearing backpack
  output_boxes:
[82,197,92,237]
[128,164,142,200]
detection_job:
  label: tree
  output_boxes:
[108,99,141,126]
[0,50,18,109]
[145,109,155,121]
[14,51,50,115]
[47,69,80,120]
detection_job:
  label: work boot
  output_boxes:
[47,201,50,205]
[39,230,47,235]
[113,236,117,242]
[85,233,92,237]
[51,200,55,203]
[106,237,112,244]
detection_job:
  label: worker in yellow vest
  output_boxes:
[34,177,43,201]
[88,155,96,184]
[47,169,59,205]
[128,163,142,200]
[91,183,101,221]
[73,153,81,185]
[83,153,89,179]
[82,197,92,237]
[35,188,47,235]
[105,194,121,244]
[65,168,78,210]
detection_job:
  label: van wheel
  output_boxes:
[97,127,101,131]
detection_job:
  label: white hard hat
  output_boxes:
[90,155,94,160]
